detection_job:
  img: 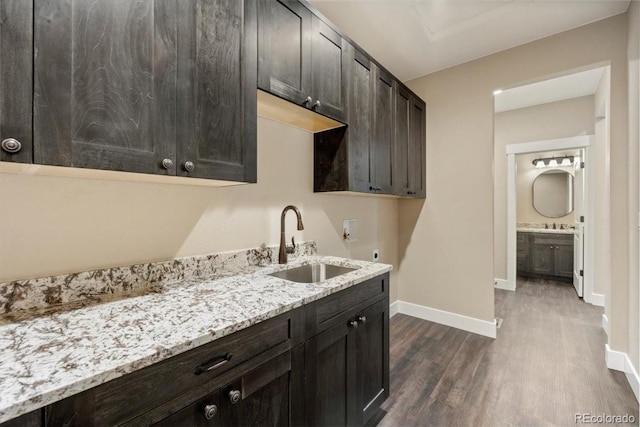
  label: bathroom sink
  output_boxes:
[268,263,358,283]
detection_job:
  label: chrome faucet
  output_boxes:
[279,205,304,264]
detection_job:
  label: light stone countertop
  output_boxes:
[0,255,392,423]
[516,228,575,235]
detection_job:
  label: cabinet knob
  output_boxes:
[161,158,174,169]
[356,315,366,324]
[550,246,554,249]
[203,404,218,420]
[348,320,358,328]
[305,96,313,105]
[184,161,195,172]
[313,100,321,108]
[228,389,241,405]
[1,138,21,154]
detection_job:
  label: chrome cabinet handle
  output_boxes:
[228,389,241,405]
[305,96,313,105]
[203,404,218,420]
[1,138,21,154]
[194,352,233,375]
[184,161,195,172]
[313,100,321,108]
[356,315,366,324]
[161,158,174,169]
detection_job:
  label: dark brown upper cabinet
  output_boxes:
[31,0,256,183]
[0,1,33,164]
[314,44,426,198]
[408,96,427,198]
[371,66,394,194]
[394,86,426,198]
[258,0,347,123]
[177,0,257,182]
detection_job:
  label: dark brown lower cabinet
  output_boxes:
[356,300,389,424]
[2,275,389,427]
[517,232,573,280]
[305,296,389,427]
[154,349,300,427]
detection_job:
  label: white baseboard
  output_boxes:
[393,301,496,339]
[389,301,399,318]
[494,278,515,291]
[625,357,640,402]
[605,344,640,402]
[605,344,626,371]
[601,314,609,336]
[591,293,605,307]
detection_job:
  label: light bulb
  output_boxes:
[561,157,571,166]
[549,159,558,167]
[535,160,545,168]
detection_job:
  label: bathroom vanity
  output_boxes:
[517,230,574,281]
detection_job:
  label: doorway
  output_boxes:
[506,138,593,299]
[493,64,610,309]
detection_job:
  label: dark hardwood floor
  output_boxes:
[376,277,639,426]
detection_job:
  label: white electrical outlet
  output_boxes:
[372,249,380,262]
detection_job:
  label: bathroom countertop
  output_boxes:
[0,255,392,423]
[516,228,575,234]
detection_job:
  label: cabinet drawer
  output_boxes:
[47,308,303,426]
[305,274,388,337]
[532,234,573,245]
[145,350,294,427]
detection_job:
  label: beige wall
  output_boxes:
[0,117,400,302]
[627,0,640,375]
[493,97,594,279]
[402,13,630,356]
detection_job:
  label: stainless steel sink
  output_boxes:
[268,263,358,283]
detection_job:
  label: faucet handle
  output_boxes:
[286,236,296,254]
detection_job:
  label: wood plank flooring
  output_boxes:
[375,278,639,426]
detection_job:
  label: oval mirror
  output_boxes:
[532,170,574,218]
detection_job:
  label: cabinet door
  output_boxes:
[355,299,389,426]
[258,0,312,106]
[555,244,574,278]
[311,17,347,123]
[305,320,357,427]
[0,1,33,164]
[531,243,554,275]
[34,0,177,174]
[372,66,394,194]
[393,85,411,196]
[347,47,374,193]
[177,0,257,182]
[516,233,530,274]
[409,96,426,198]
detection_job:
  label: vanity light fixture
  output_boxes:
[531,155,574,168]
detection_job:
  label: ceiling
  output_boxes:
[308,0,630,81]
[494,66,605,113]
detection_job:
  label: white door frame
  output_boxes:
[505,135,595,300]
